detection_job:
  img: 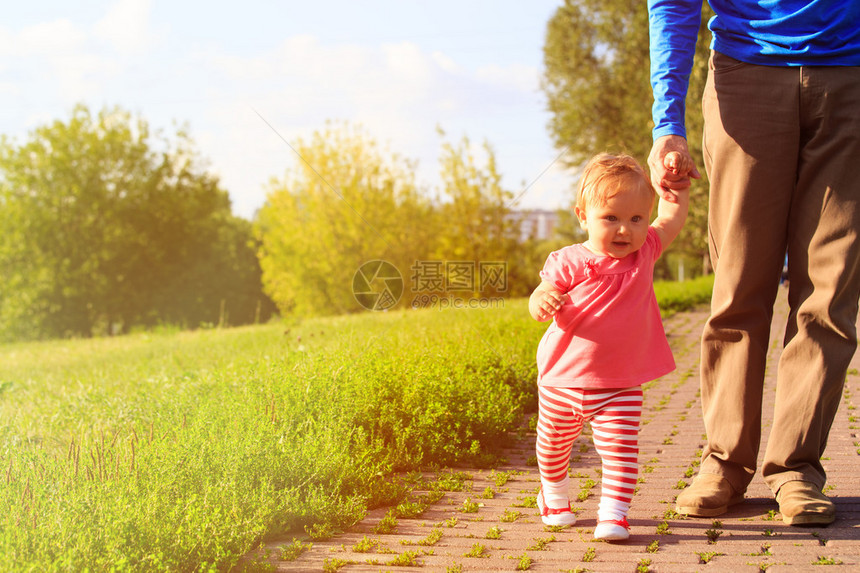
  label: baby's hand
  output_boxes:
[532,285,565,322]
[663,151,692,176]
[539,289,564,317]
[649,135,700,204]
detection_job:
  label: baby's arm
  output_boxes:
[651,151,691,250]
[529,280,565,322]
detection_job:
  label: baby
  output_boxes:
[529,152,691,540]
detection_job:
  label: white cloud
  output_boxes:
[476,62,539,93]
[94,0,159,55]
[382,41,433,86]
[431,51,461,75]
[0,18,118,108]
[12,19,86,58]
[187,32,573,218]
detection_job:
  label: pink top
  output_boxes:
[536,227,675,388]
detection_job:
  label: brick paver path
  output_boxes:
[264,290,860,572]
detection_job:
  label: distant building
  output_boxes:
[509,209,559,241]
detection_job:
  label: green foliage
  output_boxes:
[463,543,489,558]
[582,546,597,562]
[255,122,539,320]
[280,539,313,561]
[527,535,555,551]
[542,0,653,165]
[514,495,537,509]
[460,498,481,513]
[697,551,723,564]
[500,509,522,523]
[0,300,543,570]
[0,104,273,341]
[388,550,421,566]
[322,558,349,572]
[491,469,514,487]
[516,553,533,570]
[433,470,473,492]
[395,499,426,519]
[255,121,435,317]
[433,133,525,295]
[485,526,503,540]
[416,528,444,546]
[653,274,714,316]
[352,536,379,553]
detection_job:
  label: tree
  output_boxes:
[152,215,276,329]
[541,0,713,275]
[433,133,526,297]
[255,121,436,316]
[0,104,272,340]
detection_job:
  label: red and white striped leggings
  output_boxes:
[536,386,642,512]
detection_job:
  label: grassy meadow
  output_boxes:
[0,275,713,571]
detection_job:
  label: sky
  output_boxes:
[0,0,575,220]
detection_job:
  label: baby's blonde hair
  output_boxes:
[576,153,655,211]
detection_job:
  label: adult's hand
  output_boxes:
[648,134,700,203]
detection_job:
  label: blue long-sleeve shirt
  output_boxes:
[648,0,860,140]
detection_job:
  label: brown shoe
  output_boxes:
[776,481,835,526]
[675,473,744,517]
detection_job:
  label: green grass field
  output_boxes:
[0,275,713,571]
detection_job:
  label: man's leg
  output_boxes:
[763,66,860,524]
[678,52,801,516]
[696,52,800,494]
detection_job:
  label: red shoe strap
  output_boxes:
[541,504,573,517]
[599,517,630,529]
[538,491,573,516]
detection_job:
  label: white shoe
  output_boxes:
[594,518,630,541]
[537,489,577,526]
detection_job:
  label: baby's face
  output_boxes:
[576,179,653,259]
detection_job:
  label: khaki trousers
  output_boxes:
[699,51,860,495]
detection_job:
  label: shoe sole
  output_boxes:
[782,512,835,526]
[540,515,577,526]
[594,532,629,542]
[676,495,744,517]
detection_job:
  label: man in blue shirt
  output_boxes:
[647,0,860,527]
